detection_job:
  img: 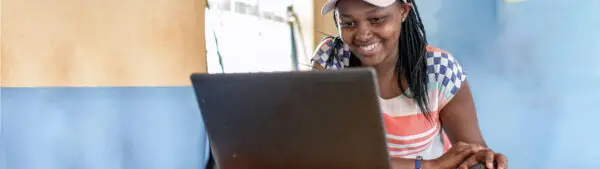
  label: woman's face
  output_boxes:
[335,0,411,66]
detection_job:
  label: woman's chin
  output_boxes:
[357,56,385,67]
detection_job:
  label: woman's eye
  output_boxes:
[368,17,385,24]
[339,21,355,27]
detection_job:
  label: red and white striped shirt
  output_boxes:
[312,37,466,159]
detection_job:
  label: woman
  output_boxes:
[312,0,508,168]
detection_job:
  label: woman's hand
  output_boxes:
[457,148,508,169]
[428,142,486,169]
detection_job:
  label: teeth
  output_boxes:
[360,43,378,51]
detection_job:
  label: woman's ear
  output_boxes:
[398,3,413,22]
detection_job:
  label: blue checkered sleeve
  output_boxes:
[426,51,467,107]
[311,37,347,70]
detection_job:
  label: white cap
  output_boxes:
[321,0,401,15]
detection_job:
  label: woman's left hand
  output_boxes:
[457,148,508,169]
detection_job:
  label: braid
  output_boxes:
[326,0,432,120]
[325,36,344,67]
[399,0,432,119]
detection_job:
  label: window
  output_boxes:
[205,0,294,74]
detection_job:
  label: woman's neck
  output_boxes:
[373,56,403,99]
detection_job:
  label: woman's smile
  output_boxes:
[355,41,381,57]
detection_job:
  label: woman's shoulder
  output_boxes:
[425,46,455,61]
[425,46,467,96]
[312,37,335,63]
[311,37,347,70]
[425,46,465,75]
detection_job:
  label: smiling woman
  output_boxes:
[312,0,508,169]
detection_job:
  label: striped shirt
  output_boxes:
[311,38,467,159]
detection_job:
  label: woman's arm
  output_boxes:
[439,80,487,146]
[439,80,508,169]
[391,142,482,169]
[391,158,435,169]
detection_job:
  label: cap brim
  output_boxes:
[364,0,398,8]
[321,0,338,15]
[321,0,400,15]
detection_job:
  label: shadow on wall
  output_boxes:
[420,0,600,168]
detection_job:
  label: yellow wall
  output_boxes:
[292,0,337,58]
[312,0,338,47]
[1,0,207,87]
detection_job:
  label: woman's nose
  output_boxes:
[355,23,373,43]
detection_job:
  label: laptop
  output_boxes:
[190,68,390,169]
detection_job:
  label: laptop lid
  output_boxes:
[190,68,390,169]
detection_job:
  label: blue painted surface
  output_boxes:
[420,0,600,168]
[1,87,210,169]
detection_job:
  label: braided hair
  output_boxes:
[326,0,432,119]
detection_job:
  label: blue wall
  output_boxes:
[1,87,210,169]
[420,0,600,168]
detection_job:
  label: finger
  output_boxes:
[495,153,508,169]
[453,142,469,150]
[456,141,468,146]
[484,150,495,169]
[452,142,472,152]
[457,146,478,159]
[458,155,479,169]
[475,144,489,152]
[454,142,487,152]
[451,149,478,169]
[457,163,469,169]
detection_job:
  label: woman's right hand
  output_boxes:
[429,142,485,169]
